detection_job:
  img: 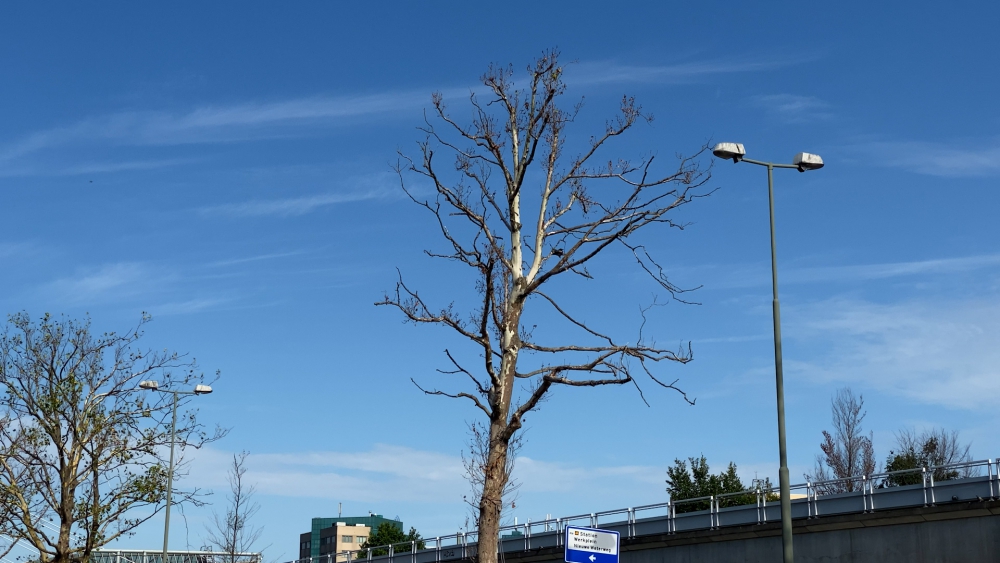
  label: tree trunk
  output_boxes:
[476,422,508,563]
[477,293,522,563]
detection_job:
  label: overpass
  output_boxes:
[292,457,1000,563]
[91,550,263,563]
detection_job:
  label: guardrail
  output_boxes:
[290,458,999,563]
[92,550,263,563]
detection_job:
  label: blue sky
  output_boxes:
[2,1,999,560]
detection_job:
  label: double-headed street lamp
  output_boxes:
[139,380,213,563]
[712,142,823,563]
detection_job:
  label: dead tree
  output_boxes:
[204,452,264,563]
[376,50,710,563]
[807,387,877,493]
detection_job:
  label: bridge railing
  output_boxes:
[288,458,999,563]
[92,550,263,563]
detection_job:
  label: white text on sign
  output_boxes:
[566,529,617,555]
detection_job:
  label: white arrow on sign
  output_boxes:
[588,556,596,562]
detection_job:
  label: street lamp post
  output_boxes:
[139,381,214,563]
[711,142,823,563]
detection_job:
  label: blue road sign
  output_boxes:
[564,526,619,563]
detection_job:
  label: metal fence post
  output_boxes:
[929,469,937,505]
[989,459,996,499]
[922,467,929,506]
[710,496,717,529]
[805,483,812,518]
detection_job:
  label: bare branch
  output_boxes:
[410,378,492,418]
[378,50,711,563]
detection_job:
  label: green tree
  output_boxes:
[0,313,224,563]
[666,456,769,513]
[356,523,424,557]
[883,428,972,487]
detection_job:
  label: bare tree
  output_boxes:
[376,50,710,563]
[807,387,876,493]
[0,312,224,563]
[204,452,264,563]
[885,427,975,484]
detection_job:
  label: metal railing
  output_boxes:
[286,458,999,563]
[92,550,263,563]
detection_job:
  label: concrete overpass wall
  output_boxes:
[622,503,1000,562]
[508,501,1000,563]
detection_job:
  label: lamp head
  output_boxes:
[793,152,824,172]
[712,142,746,163]
[139,380,159,391]
[194,384,213,395]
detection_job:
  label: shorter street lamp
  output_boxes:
[712,142,823,563]
[139,380,213,563]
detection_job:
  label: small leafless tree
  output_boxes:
[0,313,225,563]
[204,452,264,563]
[376,50,710,563]
[807,387,876,493]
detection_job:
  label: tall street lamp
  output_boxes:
[711,142,823,563]
[139,380,214,563]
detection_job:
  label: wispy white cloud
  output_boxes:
[187,445,667,512]
[784,253,1000,284]
[515,457,661,493]
[41,262,237,315]
[701,253,1000,289]
[150,298,231,316]
[0,55,806,174]
[0,157,201,178]
[0,90,436,166]
[785,297,1000,410]
[750,94,832,123]
[696,334,771,344]
[0,241,37,259]
[43,262,165,304]
[570,56,806,87]
[188,445,464,503]
[198,187,395,218]
[857,139,1000,177]
[209,251,309,267]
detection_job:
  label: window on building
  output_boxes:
[342,536,353,543]
[356,536,367,545]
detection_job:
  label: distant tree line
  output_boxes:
[667,387,975,507]
[355,523,424,557]
[665,456,776,513]
[808,387,974,492]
